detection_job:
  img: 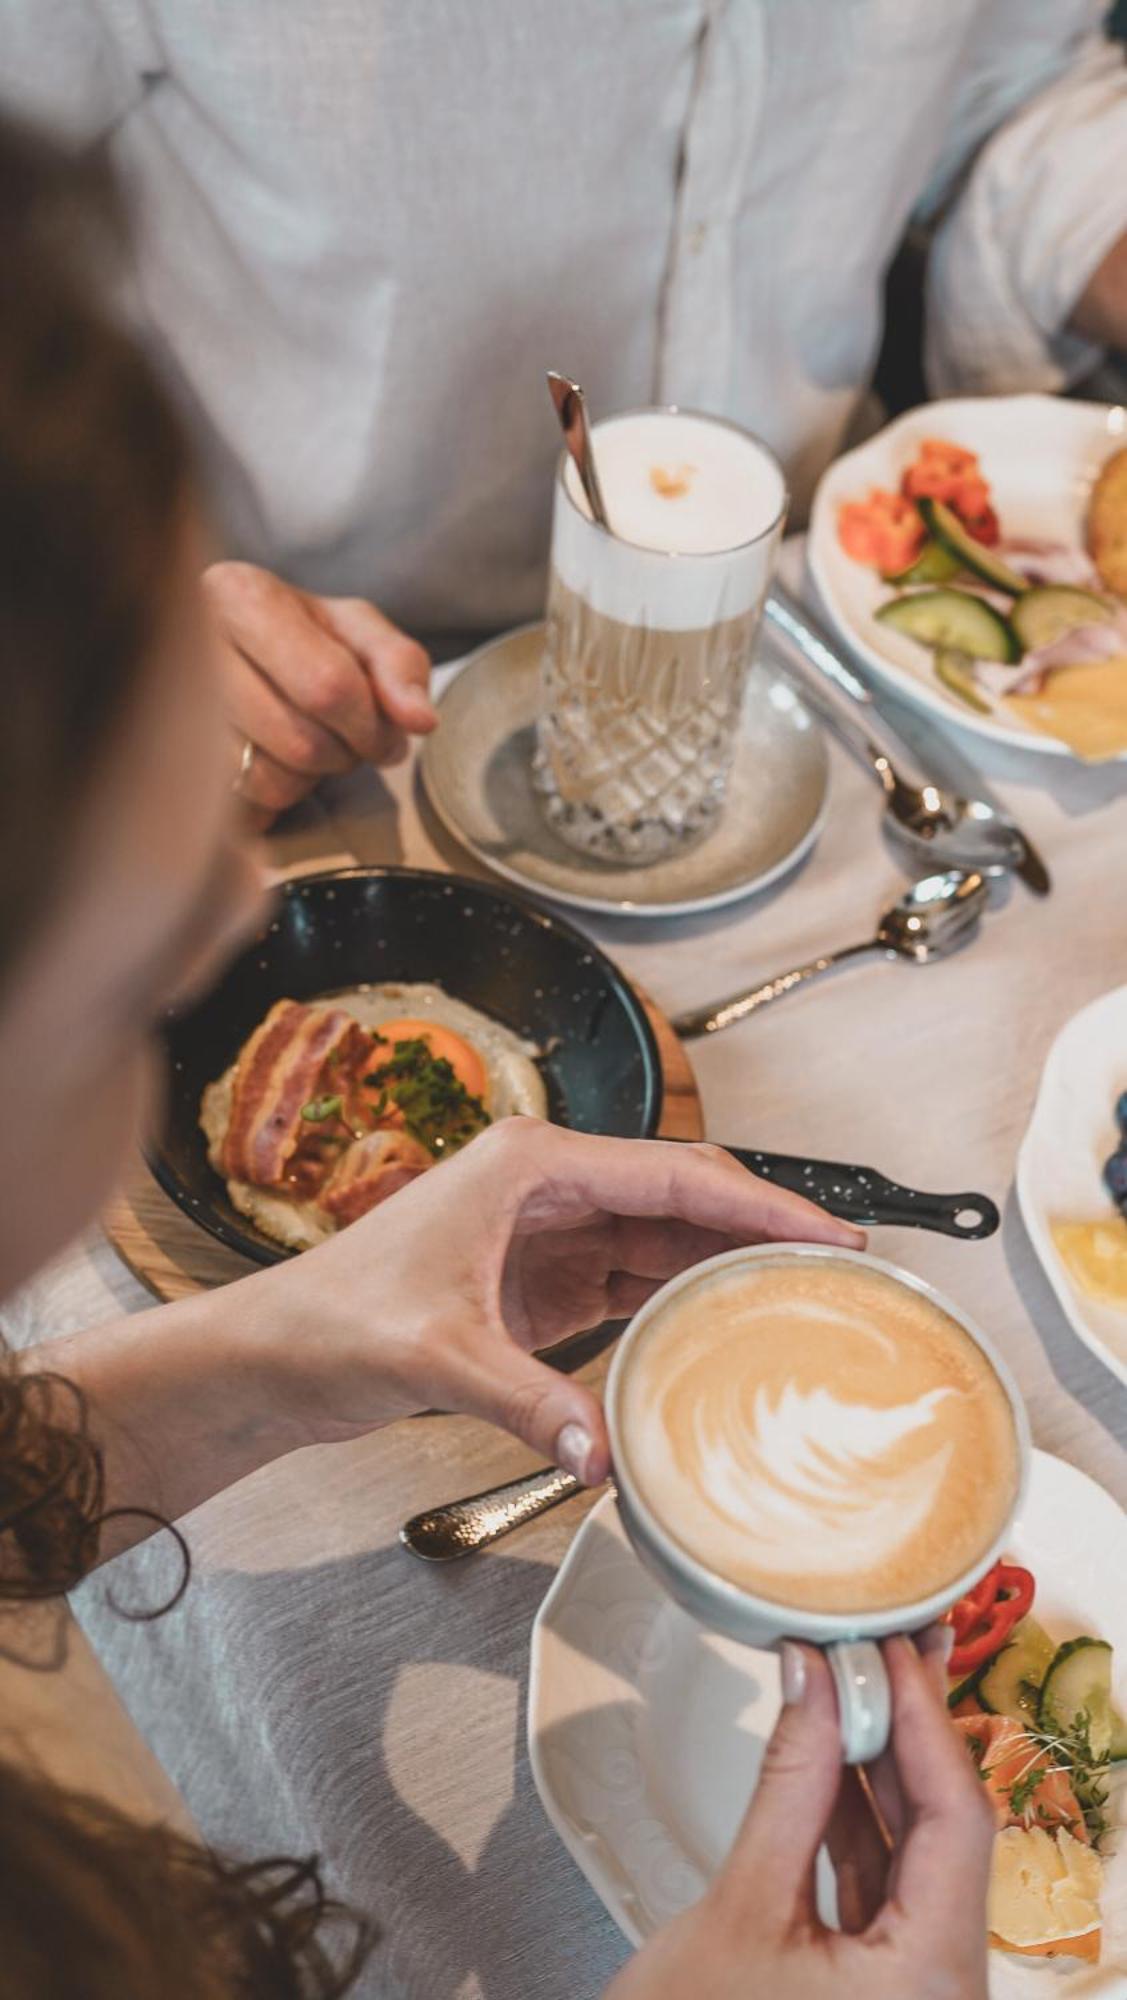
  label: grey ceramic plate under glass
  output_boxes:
[420,625,829,917]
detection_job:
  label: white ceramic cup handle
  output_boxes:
[827,1640,891,1764]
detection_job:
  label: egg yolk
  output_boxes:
[370,1018,488,1104]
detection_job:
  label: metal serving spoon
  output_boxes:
[546,370,612,530]
[672,868,987,1040]
[764,585,1050,894]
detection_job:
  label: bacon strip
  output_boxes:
[318,1130,432,1226]
[221,999,372,1186]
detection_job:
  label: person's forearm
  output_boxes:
[28,1283,320,1562]
[1070,228,1127,349]
[18,1122,865,1577]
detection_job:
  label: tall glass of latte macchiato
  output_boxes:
[534,409,787,864]
[606,1244,1030,1764]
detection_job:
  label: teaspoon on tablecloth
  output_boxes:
[671,867,987,1041]
[401,1464,586,1561]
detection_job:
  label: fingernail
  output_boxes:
[918,1621,954,1667]
[556,1422,595,1484]
[780,1640,807,1706]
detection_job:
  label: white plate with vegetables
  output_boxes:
[946,1468,1127,1978]
[808,395,1127,762]
[530,1453,1127,1991]
[1017,984,1127,1390]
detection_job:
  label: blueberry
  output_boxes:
[1104,1147,1127,1211]
[1117,1090,1127,1136]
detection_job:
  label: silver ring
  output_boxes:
[234,739,256,794]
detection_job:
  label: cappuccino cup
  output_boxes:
[606,1244,1030,1763]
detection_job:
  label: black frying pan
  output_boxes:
[149,865,663,1264]
[149,864,999,1264]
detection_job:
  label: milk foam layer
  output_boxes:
[621,1259,1019,1615]
[564,412,786,555]
[553,411,786,631]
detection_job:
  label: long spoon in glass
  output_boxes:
[546,370,612,530]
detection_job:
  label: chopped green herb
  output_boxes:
[1007,1764,1045,1819]
[301,1094,344,1123]
[363,1037,489,1158]
[1024,1709,1113,1850]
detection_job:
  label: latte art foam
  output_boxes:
[703,1375,956,1582]
[621,1260,1019,1615]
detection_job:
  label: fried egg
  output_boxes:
[200,982,547,1253]
[339,983,546,1119]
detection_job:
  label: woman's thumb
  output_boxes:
[715,1645,844,1929]
[465,1345,611,1485]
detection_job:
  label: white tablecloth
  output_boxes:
[7,543,1127,1998]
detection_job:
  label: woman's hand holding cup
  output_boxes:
[242,1119,864,1484]
[605,1635,992,2000]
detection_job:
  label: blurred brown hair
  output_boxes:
[0,1354,372,2000]
[0,116,371,1996]
[0,115,189,987]
[0,1757,368,2000]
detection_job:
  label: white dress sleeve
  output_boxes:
[925,26,1127,396]
[0,0,161,145]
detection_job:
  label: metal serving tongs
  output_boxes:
[764,584,1050,895]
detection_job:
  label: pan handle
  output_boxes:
[715,1145,999,1240]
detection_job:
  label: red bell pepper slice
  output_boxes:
[948,1564,1000,1642]
[946,1562,1035,1678]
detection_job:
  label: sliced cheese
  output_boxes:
[988,1826,1101,1955]
[989,1928,1101,1963]
[1005,655,1127,763]
[1052,1216,1127,1310]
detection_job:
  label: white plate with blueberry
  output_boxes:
[1017,984,1127,1386]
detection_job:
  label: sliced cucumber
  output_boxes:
[882,538,960,587]
[978,1617,1056,1725]
[919,498,1028,596]
[875,588,1020,664]
[1039,1637,1114,1758]
[1010,585,1117,653]
[934,647,992,714]
[1110,1704,1127,1763]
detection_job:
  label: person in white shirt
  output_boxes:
[5,0,1127,821]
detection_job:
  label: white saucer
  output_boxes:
[529,1458,1127,1993]
[420,624,829,917]
[1017,983,1127,1388]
